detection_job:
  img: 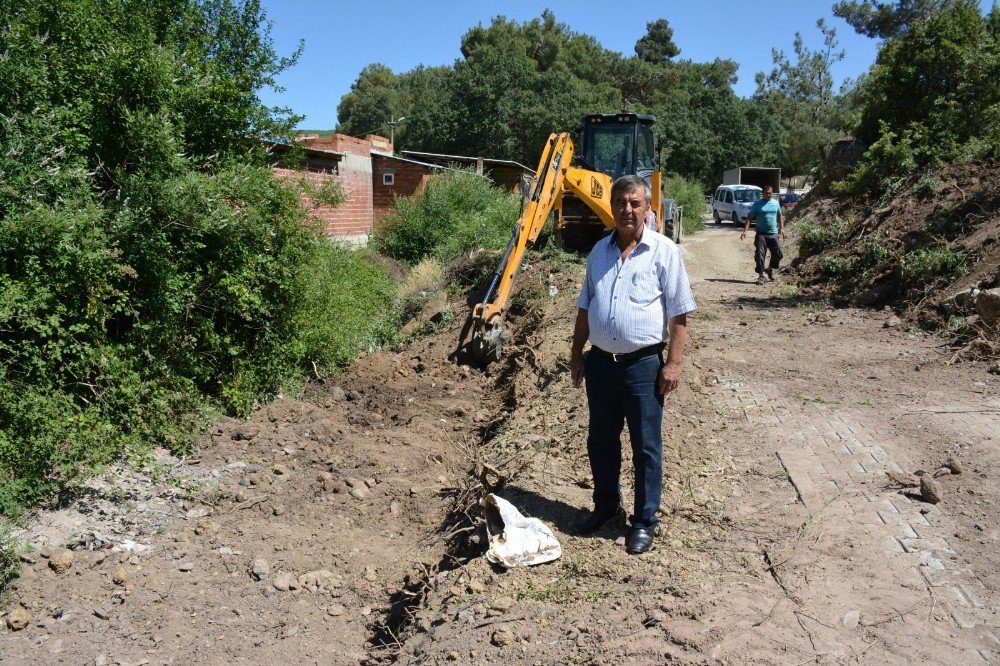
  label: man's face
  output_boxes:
[612,186,649,237]
[763,187,773,201]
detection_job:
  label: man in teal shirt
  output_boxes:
[740,186,785,284]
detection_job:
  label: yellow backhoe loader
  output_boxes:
[469,112,682,364]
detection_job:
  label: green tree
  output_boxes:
[336,63,401,139]
[755,19,854,176]
[635,19,680,63]
[833,0,947,38]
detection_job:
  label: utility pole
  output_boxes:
[387,115,405,148]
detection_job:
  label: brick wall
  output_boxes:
[272,153,373,240]
[372,155,434,224]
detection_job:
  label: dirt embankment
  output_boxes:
[4,228,999,664]
[790,159,1000,357]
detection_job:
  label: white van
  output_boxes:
[711,184,763,225]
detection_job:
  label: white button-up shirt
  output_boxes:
[576,228,696,354]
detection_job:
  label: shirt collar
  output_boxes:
[608,227,656,251]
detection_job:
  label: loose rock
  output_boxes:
[7,606,30,631]
[112,567,128,586]
[252,559,270,580]
[48,549,74,574]
[492,626,515,647]
[843,610,861,629]
[919,473,943,504]
[273,572,294,591]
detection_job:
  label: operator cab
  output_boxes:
[578,113,657,181]
[558,113,661,250]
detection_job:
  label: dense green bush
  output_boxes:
[0,0,395,517]
[837,1,1000,194]
[796,218,850,258]
[900,247,969,288]
[664,175,706,235]
[373,171,520,265]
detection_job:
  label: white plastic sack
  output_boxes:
[480,493,561,568]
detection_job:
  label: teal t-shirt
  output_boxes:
[749,198,782,235]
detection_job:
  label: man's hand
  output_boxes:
[740,231,746,240]
[658,360,682,395]
[570,354,585,388]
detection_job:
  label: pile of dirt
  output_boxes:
[789,159,1000,353]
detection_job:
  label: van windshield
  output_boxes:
[734,189,762,203]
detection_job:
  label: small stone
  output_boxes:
[322,477,337,492]
[252,559,270,580]
[468,580,485,594]
[327,604,345,617]
[330,386,346,402]
[349,487,369,501]
[272,464,290,476]
[492,626,515,646]
[49,549,74,574]
[364,477,377,488]
[19,553,37,565]
[884,316,902,328]
[345,477,363,488]
[93,607,111,621]
[178,562,194,572]
[112,567,128,586]
[273,572,293,591]
[919,473,943,504]
[389,500,401,516]
[614,536,626,547]
[843,610,861,629]
[38,545,55,559]
[944,458,964,475]
[363,566,378,582]
[186,506,211,520]
[272,505,285,516]
[7,606,30,630]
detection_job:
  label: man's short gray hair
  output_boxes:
[611,175,651,205]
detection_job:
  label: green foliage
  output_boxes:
[0,0,393,517]
[834,0,949,39]
[796,218,850,257]
[290,242,398,375]
[754,19,854,176]
[373,171,520,265]
[900,247,969,287]
[635,19,680,62]
[833,122,917,195]
[664,175,706,234]
[839,1,1000,194]
[337,11,784,188]
[856,236,898,274]
[819,255,854,278]
[0,523,18,598]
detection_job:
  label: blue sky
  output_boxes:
[258,1,885,130]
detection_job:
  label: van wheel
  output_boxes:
[732,212,740,225]
[712,209,721,223]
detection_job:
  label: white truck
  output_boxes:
[711,167,782,225]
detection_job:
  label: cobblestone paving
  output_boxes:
[714,375,1000,662]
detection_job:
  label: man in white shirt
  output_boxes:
[569,175,696,554]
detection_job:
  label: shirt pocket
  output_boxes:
[628,271,660,304]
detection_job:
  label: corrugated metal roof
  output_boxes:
[400,151,532,172]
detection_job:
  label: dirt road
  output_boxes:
[4,223,998,664]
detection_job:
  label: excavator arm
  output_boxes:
[470,133,616,363]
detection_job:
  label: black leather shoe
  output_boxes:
[626,527,655,554]
[572,505,625,535]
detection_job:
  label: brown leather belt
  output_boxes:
[591,343,664,363]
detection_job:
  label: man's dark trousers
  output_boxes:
[584,350,664,529]
[754,233,783,275]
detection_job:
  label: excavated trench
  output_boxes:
[364,291,545,663]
